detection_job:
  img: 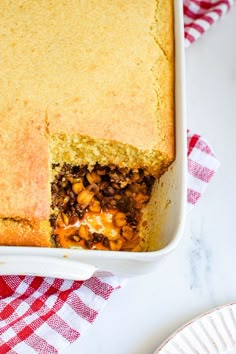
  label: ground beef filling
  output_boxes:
[50,163,155,251]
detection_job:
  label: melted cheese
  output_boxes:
[55,209,120,249]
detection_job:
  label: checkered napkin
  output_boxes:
[184,0,235,47]
[0,2,227,353]
[0,272,121,354]
[187,130,220,213]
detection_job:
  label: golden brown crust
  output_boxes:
[0,0,174,155]
[0,219,52,247]
[152,0,175,159]
[47,0,174,156]
[153,0,174,61]
[0,103,50,221]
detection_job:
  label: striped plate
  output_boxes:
[155,303,236,354]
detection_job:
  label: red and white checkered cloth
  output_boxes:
[0,272,121,353]
[0,1,229,353]
[184,0,235,47]
[187,130,220,213]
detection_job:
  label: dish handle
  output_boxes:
[0,255,96,280]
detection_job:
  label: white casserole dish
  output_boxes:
[0,0,186,280]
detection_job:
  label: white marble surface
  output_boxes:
[67,7,236,354]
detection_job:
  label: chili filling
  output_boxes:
[50,163,155,251]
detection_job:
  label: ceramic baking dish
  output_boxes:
[0,0,186,280]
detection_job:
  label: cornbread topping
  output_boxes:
[0,1,174,250]
[51,163,155,251]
